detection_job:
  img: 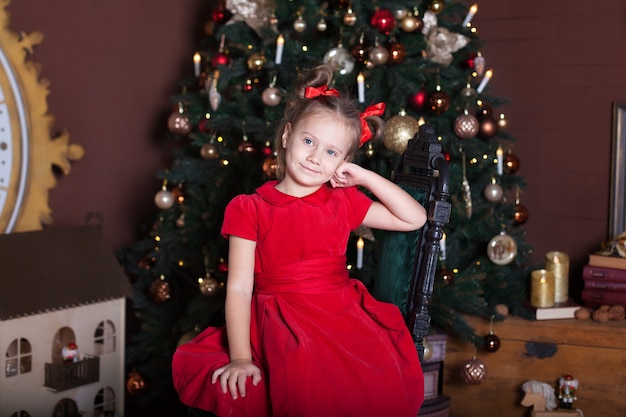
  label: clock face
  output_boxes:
[0,6,83,233]
[0,47,29,232]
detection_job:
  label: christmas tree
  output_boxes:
[120,0,535,403]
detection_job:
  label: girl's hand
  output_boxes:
[331,161,366,188]
[211,359,262,400]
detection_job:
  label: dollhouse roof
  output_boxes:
[0,225,131,320]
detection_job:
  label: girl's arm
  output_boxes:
[211,236,261,399]
[332,162,427,232]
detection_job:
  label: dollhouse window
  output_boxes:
[9,411,30,417]
[93,320,116,355]
[93,387,116,417]
[52,398,80,417]
[5,338,32,377]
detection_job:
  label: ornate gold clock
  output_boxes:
[0,1,83,233]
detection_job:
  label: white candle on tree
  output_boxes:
[357,72,365,103]
[193,52,201,77]
[476,69,493,94]
[462,4,478,27]
[356,237,364,269]
[275,34,285,64]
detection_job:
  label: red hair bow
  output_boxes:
[304,85,340,98]
[359,102,386,147]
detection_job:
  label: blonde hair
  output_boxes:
[273,65,383,181]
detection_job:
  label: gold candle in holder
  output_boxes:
[530,269,555,308]
[546,251,569,303]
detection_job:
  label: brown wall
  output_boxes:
[8,1,626,287]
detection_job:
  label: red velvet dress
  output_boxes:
[172,181,424,417]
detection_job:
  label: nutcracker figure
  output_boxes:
[558,374,578,409]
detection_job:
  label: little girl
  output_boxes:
[172,65,427,417]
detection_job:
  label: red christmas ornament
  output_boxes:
[126,371,146,395]
[483,332,501,353]
[370,9,396,34]
[218,259,228,273]
[261,142,273,157]
[211,5,232,25]
[198,118,211,133]
[442,150,451,162]
[408,87,427,112]
[211,52,230,67]
[462,52,477,69]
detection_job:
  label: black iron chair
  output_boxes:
[188,124,450,416]
[373,123,451,363]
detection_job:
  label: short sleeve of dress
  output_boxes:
[221,194,258,241]
[344,186,373,230]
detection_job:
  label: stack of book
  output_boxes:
[582,254,626,307]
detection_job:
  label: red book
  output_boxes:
[582,290,626,307]
[582,265,626,282]
[584,279,626,292]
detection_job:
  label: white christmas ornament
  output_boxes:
[487,231,518,265]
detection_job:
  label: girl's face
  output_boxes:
[280,111,353,193]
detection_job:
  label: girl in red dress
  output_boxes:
[172,65,426,417]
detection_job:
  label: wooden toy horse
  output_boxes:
[521,380,557,411]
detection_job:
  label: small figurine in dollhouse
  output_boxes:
[61,342,80,364]
[558,374,578,409]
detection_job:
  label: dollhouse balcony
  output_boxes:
[44,355,100,392]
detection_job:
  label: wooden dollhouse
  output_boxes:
[0,226,130,417]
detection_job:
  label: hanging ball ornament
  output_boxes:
[454,112,480,139]
[422,338,434,361]
[238,139,256,154]
[514,203,529,225]
[149,278,171,303]
[126,371,146,395]
[478,115,498,140]
[155,188,175,210]
[368,45,389,66]
[200,143,220,160]
[371,9,396,35]
[392,7,409,20]
[210,51,230,68]
[352,43,368,63]
[477,102,493,117]
[487,231,518,266]
[383,113,420,154]
[428,90,451,115]
[408,87,428,112]
[293,15,307,32]
[401,13,423,32]
[323,46,355,75]
[483,332,501,353]
[483,182,503,203]
[247,53,266,72]
[211,5,232,25]
[438,267,454,286]
[429,0,446,14]
[262,87,282,106]
[343,8,357,26]
[505,153,520,174]
[263,156,278,178]
[461,357,487,385]
[317,18,328,31]
[198,274,219,296]
[388,42,407,65]
[168,111,192,135]
[176,213,185,228]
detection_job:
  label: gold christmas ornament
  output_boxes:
[149,277,172,302]
[383,112,420,154]
[343,8,357,26]
[247,53,266,72]
[429,0,446,14]
[293,15,306,32]
[198,274,219,296]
